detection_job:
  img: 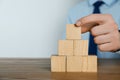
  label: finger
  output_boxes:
[76,14,114,33]
[75,22,99,33]
[76,14,111,33]
[77,14,110,26]
[91,24,117,36]
[81,26,92,33]
[98,43,113,52]
[94,34,111,45]
[75,15,100,33]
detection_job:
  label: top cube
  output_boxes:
[66,24,81,40]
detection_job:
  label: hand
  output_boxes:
[76,14,120,52]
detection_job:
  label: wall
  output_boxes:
[0,0,83,58]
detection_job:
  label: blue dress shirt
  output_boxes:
[64,0,120,58]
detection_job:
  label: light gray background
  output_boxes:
[0,0,83,58]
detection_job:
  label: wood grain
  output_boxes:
[87,56,97,72]
[58,40,73,56]
[74,40,88,56]
[66,24,81,40]
[67,56,82,72]
[51,56,66,72]
[82,56,88,72]
[0,58,119,80]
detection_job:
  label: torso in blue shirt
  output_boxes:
[66,0,120,58]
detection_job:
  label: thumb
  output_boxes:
[75,22,99,33]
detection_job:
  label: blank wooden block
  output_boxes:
[87,56,97,72]
[82,56,88,72]
[74,40,88,56]
[51,56,66,72]
[88,56,97,65]
[66,24,81,40]
[67,56,82,72]
[58,40,73,56]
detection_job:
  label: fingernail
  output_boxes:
[76,21,81,26]
[74,24,77,27]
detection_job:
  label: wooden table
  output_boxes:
[0,59,119,80]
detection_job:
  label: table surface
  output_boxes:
[0,58,119,80]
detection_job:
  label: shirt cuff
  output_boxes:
[115,50,120,54]
[116,30,120,53]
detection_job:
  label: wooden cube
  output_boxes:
[87,56,97,72]
[66,24,81,40]
[74,40,88,56]
[58,40,73,56]
[51,56,66,72]
[82,56,88,72]
[88,56,97,65]
[67,56,82,72]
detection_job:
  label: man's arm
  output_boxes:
[75,14,120,52]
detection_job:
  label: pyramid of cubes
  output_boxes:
[51,24,97,72]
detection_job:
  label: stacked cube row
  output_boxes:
[59,40,88,56]
[51,56,97,72]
